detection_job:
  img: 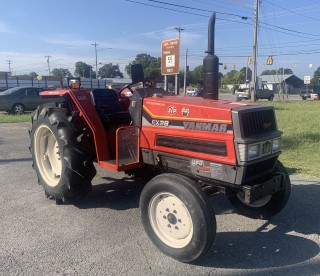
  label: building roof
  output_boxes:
[260,74,297,83]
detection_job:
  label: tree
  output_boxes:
[74,61,94,78]
[311,66,320,85]
[125,53,161,81]
[239,67,252,82]
[188,65,203,85]
[98,63,124,78]
[29,72,38,78]
[51,68,73,78]
[221,70,243,85]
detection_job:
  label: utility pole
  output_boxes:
[183,49,188,95]
[45,55,52,75]
[174,27,184,95]
[7,60,12,76]
[92,42,99,79]
[251,0,260,101]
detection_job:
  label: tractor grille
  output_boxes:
[244,156,277,182]
[240,108,276,138]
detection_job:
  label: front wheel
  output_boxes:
[140,173,216,262]
[229,160,291,219]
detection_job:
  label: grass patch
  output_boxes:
[0,113,32,123]
[261,101,320,178]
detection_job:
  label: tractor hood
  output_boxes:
[142,95,250,126]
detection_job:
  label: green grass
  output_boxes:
[1,101,320,178]
[0,113,31,123]
[261,101,320,178]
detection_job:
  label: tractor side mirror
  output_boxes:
[131,64,144,84]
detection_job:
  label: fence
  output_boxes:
[0,73,131,91]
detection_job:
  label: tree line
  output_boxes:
[16,53,320,86]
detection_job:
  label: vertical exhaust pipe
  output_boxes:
[203,12,219,100]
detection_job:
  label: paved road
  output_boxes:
[0,123,319,276]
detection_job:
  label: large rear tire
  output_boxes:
[140,173,216,262]
[30,105,96,203]
[229,160,291,219]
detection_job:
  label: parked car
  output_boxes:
[310,92,319,100]
[0,87,56,114]
[186,87,201,97]
[235,86,274,101]
[300,90,319,100]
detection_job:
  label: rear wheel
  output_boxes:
[140,173,216,262]
[268,95,274,101]
[30,105,96,203]
[229,160,291,219]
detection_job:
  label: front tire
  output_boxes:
[140,173,216,262]
[229,160,291,219]
[30,105,96,203]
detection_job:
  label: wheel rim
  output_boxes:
[236,192,272,207]
[34,124,62,187]
[148,192,193,248]
[14,104,24,114]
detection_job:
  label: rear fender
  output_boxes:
[47,89,110,162]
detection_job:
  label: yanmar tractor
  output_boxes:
[29,13,291,262]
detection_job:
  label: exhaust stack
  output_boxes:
[203,12,219,100]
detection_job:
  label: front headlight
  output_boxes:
[248,144,260,159]
[272,138,281,152]
[238,137,282,162]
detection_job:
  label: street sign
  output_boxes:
[304,76,311,84]
[161,38,180,75]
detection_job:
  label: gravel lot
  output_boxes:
[0,123,319,276]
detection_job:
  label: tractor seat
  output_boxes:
[90,89,131,126]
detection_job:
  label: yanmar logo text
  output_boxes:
[183,122,228,133]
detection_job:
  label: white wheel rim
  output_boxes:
[34,124,62,187]
[149,192,193,248]
[236,192,272,207]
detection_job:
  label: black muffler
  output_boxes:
[203,12,219,100]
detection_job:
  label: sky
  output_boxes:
[1,0,320,79]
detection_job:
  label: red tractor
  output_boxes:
[29,13,290,262]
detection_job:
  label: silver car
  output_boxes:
[186,87,201,97]
[0,87,53,114]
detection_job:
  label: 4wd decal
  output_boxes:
[183,121,228,133]
[191,159,223,180]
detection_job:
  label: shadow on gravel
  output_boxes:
[197,181,320,269]
[75,176,146,210]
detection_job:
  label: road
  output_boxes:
[0,123,319,276]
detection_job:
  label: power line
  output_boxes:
[264,0,320,22]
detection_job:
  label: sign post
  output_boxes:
[304,75,311,92]
[161,39,180,94]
